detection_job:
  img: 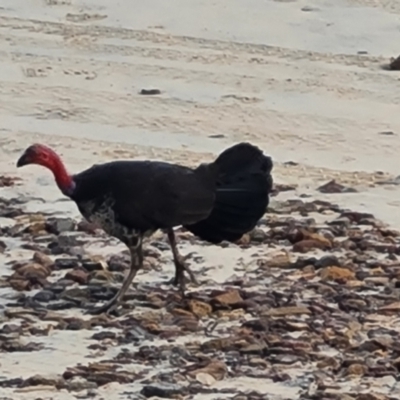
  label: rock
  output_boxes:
[33,290,56,302]
[345,363,368,376]
[139,88,161,96]
[34,234,57,243]
[8,278,31,291]
[0,175,22,187]
[320,266,355,282]
[47,301,78,311]
[188,300,212,318]
[340,395,356,400]
[314,255,341,269]
[357,394,389,400]
[236,234,250,245]
[22,374,62,388]
[61,377,97,392]
[46,217,76,234]
[15,262,51,280]
[141,383,185,398]
[58,232,84,248]
[208,134,226,139]
[249,228,267,243]
[240,343,267,355]
[265,306,311,316]
[107,254,130,272]
[196,372,216,386]
[1,340,44,352]
[317,180,357,193]
[0,324,22,334]
[49,282,70,294]
[212,290,243,307]
[317,356,340,369]
[26,221,47,235]
[92,331,117,341]
[328,217,351,227]
[340,211,375,224]
[63,363,137,386]
[54,258,80,270]
[271,183,297,196]
[389,54,400,70]
[64,318,91,330]
[378,302,400,312]
[173,315,200,332]
[293,239,331,253]
[0,240,6,253]
[301,6,319,12]
[142,256,159,271]
[77,219,98,234]
[65,268,89,285]
[88,270,115,284]
[33,251,54,269]
[188,360,227,381]
[301,230,332,247]
[82,256,107,272]
[364,276,389,285]
[61,287,90,302]
[263,253,291,269]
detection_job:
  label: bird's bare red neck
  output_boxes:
[48,154,75,195]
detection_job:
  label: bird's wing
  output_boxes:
[111,163,215,230]
[73,161,216,231]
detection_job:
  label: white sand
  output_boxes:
[2,0,400,398]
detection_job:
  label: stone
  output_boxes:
[82,256,107,272]
[141,383,185,398]
[15,263,51,279]
[33,290,56,302]
[345,363,367,376]
[33,251,54,269]
[265,306,311,317]
[213,290,243,306]
[293,238,331,253]
[54,258,80,270]
[46,217,76,234]
[188,300,212,318]
[320,266,355,282]
[65,269,89,285]
[58,232,84,248]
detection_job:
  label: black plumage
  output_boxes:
[17,142,273,314]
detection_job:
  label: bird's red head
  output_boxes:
[17,144,75,195]
[17,143,60,169]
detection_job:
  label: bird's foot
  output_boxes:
[169,252,199,297]
[84,299,120,315]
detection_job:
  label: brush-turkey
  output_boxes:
[17,142,273,314]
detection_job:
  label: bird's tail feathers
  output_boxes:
[184,142,273,243]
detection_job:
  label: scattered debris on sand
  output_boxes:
[1,194,400,399]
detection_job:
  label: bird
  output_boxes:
[16,142,273,314]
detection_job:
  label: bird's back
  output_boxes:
[71,160,217,232]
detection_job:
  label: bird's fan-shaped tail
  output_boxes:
[184,142,273,243]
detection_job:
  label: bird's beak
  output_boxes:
[16,152,30,168]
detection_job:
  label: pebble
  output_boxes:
[54,258,79,270]
[33,290,56,302]
[46,217,76,234]
[141,383,186,398]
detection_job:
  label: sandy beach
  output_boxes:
[2,0,400,399]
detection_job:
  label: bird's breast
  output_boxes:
[78,197,117,235]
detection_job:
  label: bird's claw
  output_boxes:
[84,301,119,315]
[169,253,200,298]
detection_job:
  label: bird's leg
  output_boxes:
[167,229,199,295]
[86,236,143,315]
